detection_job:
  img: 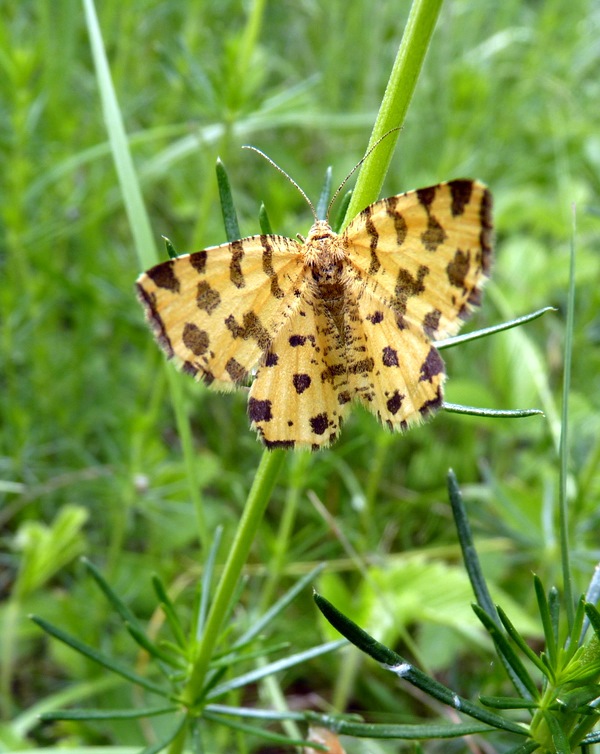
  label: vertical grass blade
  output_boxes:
[82,0,209,550]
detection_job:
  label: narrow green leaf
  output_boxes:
[233,563,325,650]
[473,605,539,699]
[448,470,532,699]
[82,558,140,629]
[555,685,600,713]
[564,597,587,661]
[258,202,273,234]
[211,641,291,669]
[437,307,556,349]
[314,592,400,665]
[316,166,333,221]
[152,575,188,650]
[315,718,497,740]
[584,603,600,642]
[197,525,223,639]
[542,711,570,754]
[216,158,241,242]
[443,404,543,419]
[534,576,557,664]
[41,705,178,721]
[162,236,178,259]
[314,593,527,735]
[581,729,600,744]
[207,639,346,700]
[125,622,185,667]
[582,568,600,643]
[332,190,352,232]
[203,710,325,750]
[30,615,168,698]
[480,696,539,710]
[496,605,550,680]
[549,587,560,646]
[447,470,498,620]
[205,703,306,722]
[81,0,157,269]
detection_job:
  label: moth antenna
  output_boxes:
[327,126,403,218]
[242,145,318,223]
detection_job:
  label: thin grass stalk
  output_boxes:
[342,0,444,226]
[81,0,209,551]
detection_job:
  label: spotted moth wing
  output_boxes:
[343,179,492,341]
[136,235,307,389]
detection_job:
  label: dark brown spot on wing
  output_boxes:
[417,186,436,209]
[225,312,271,350]
[423,309,441,337]
[182,361,198,377]
[243,312,271,350]
[421,215,446,251]
[225,357,248,383]
[447,249,471,288]
[419,347,444,383]
[449,180,473,216]
[289,334,307,347]
[367,310,384,324]
[230,240,245,288]
[364,208,381,275]
[261,236,285,299]
[147,260,180,293]
[310,412,329,435]
[182,322,209,355]
[248,397,272,422]
[384,196,407,246]
[349,357,375,375]
[292,373,311,394]
[189,250,207,274]
[264,439,295,449]
[386,390,404,415]
[382,346,399,367]
[264,352,278,367]
[390,265,429,318]
[479,189,493,276]
[196,280,221,314]
[419,384,443,416]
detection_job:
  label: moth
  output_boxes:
[136,149,492,449]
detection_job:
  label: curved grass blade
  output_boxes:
[30,615,168,698]
[472,605,539,699]
[443,404,543,419]
[314,593,527,736]
[448,470,533,700]
[216,158,241,241]
[41,705,178,721]
[437,307,556,349]
[203,710,326,750]
[206,639,346,700]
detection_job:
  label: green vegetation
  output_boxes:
[1,0,599,752]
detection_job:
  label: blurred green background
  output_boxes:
[1,0,599,751]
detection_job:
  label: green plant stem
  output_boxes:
[559,206,577,629]
[179,449,286,710]
[343,0,444,226]
[259,451,310,612]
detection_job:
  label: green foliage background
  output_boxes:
[1,0,600,750]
